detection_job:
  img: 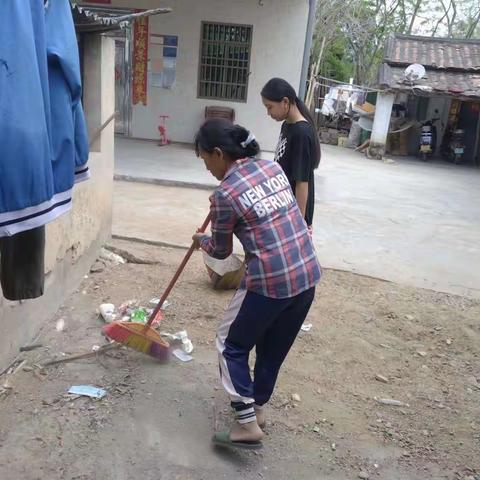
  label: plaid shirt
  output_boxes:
[200,158,321,299]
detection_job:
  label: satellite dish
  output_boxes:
[404,63,426,82]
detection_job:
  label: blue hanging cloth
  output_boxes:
[45,0,90,189]
[0,0,55,236]
[0,0,89,237]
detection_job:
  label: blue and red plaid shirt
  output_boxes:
[200,158,321,299]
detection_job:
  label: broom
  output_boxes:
[102,213,212,361]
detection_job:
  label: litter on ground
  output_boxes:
[172,349,194,363]
[68,385,106,399]
[161,330,194,353]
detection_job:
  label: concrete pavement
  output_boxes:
[113,182,244,254]
[313,146,480,298]
[115,138,216,189]
[114,138,480,298]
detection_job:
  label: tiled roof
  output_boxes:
[378,63,480,99]
[379,34,480,99]
[384,34,480,71]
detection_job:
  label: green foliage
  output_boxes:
[321,38,354,82]
[312,0,480,85]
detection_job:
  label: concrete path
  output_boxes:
[113,181,212,248]
[115,137,216,189]
[113,182,244,255]
[114,138,480,298]
[314,147,480,298]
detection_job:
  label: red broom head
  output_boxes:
[102,321,171,362]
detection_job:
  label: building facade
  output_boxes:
[0,33,115,369]
[371,34,480,164]
[88,0,311,151]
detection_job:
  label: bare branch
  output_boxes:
[432,0,452,37]
[466,7,480,38]
[449,0,458,37]
[407,0,423,34]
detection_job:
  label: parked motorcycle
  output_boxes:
[448,129,466,164]
[419,118,439,161]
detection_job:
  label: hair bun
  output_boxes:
[195,119,260,160]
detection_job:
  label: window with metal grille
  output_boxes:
[198,22,252,102]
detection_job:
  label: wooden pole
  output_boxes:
[89,111,117,147]
[306,37,326,110]
[41,343,120,367]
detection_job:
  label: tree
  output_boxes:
[308,0,480,90]
[465,9,480,37]
[341,0,402,85]
[406,0,424,34]
[407,0,479,37]
[305,0,354,107]
[432,0,458,37]
[321,38,355,81]
[460,2,480,37]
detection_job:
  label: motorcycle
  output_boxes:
[448,129,465,164]
[419,118,439,161]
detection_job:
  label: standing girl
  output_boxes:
[261,78,321,230]
[192,119,321,450]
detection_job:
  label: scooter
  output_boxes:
[419,118,439,161]
[448,129,465,164]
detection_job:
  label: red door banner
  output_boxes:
[132,13,149,106]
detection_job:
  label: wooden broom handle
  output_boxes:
[146,212,212,327]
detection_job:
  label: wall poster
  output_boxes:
[149,35,178,89]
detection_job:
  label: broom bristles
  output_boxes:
[102,321,170,361]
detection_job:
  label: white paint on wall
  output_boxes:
[371,92,395,146]
[109,0,309,151]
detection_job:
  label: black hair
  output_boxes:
[261,77,321,168]
[195,118,260,160]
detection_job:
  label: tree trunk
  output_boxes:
[398,0,408,33]
[407,0,423,34]
[466,9,480,38]
[449,1,457,37]
[432,1,450,37]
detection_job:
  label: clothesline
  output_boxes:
[313,75,381,93]
[70,2,172,32]
[313,78,444,105]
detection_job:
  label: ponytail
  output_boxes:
[295,97,321,168]
[262,77,321,168]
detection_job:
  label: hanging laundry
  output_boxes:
[0,227,45,301]
[0,0,55,237]
[74,102,90,183]
[45,0,90,190]
[0,0,89,238]
[0,0,90,300]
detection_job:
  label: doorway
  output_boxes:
[457,101,480,165]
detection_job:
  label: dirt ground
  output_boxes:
[0,239,478,480]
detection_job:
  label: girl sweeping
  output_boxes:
[261,78,321,231]
[192,119,321,450]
